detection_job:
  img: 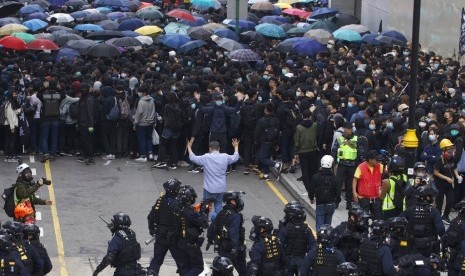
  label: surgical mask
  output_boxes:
[375,69,381,75]
[327,44,333,49]
[462,94,465,101]
[386,122,393,129]
[378,109,383,115]
[121,73,127,78]
[171,86,177,91]
[419,121,426,128]
[190,103,196,109]
[428,134,436,142]
[451,129,460,136]
[392,52,398,57]
[173,73,177,79]
[352,126,356,132]
[282,69,287,75]
[338,60,344,66]
[155,67,160,72]
[187,61,192,66]
[369,124,376,130]
[347,102,354,108]
[418,100,425,104]
[296,91,302,97]
[263,75,270,80]
[334,84,340,91]
[236,78,242,83]
[215,100,223,106]
[403,51,410,56]
[137,92,142,97]
[462,109,465,115]
[432,64,439,70]
[257,96,262,102]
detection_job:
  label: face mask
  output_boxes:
[444,150,454,160]
[338,60,344,66]
[171,86,177,91]
[282,69,287,75]
[378,109,383,115]
[347,102,354,108]
[462,109,465,115]
[428,134,436,142]
[419,122,426,128]
[353,61,358,65]
[263,75,270,80]
[187,61,192,66]
[296,91,302,97]
[403,51,410,56]
[215,100,223,106]
[121,73,127,78]
[327,44,333,49]
[190,103,196,109]
[386,122,393,129]
[432,64,439,70]
[334,84,340,91]
[257,96,262,102]
[451,129,460,136]
[375,69,381,75]
[173,73,177,79]
[462,94,465,101]
[236,78,242,83]
[392,52,397,57]
[352,126,356,132]
[418,100,425,104]
[155,67,160,72]
[137,92,142,97]
[369,124,376,130]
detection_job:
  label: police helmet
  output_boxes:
[0,235,13,251]
[413,162,427,177]
[283,203,306,222]
[387,217,408,237]
[389,156,405,174]
[371,220,388,236]
[429,253,444,271]
[223,191,245,211]
[178,185,197,205]
[211,256,234,275]
[317,224,334,244]
[111,212,131,229]
[353,209,370,232]
[417,185,436,205]
[163,179,182,196]
[2,221,23,239]
[22,223,40,240]
[337,262,360,276]
[251,215,273,234]
[455,200,465,213]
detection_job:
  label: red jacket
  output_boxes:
[356,161,382,198]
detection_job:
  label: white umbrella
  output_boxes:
[47,13,74,23]
[248,0,268,4]
[135,35,153,45]
[339,24,370,34]
[83,8,100,14]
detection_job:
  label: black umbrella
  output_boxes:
[87,43,120,57]
[107,37,142,47]
[331,13,360,28]
[55,33,83,46]
[85,13,108,22]
[96,19,119,30]
[48,25,76,33]
[66,39,98,54]
[0,1,23,17]
[240,31,265,43]
[86,30,125,40]
[375,35,407,47]
[247,12,259,24]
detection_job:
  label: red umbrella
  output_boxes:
[0,36,27,50]
[166,9,195,22]
[138,1,153,9]
[283,8,311,19]
[27,38,59,50]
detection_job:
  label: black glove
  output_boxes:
[92,271,99,276]
[206,241,213,251]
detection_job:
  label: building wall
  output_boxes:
[361,0,463,57]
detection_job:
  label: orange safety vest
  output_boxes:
[357,161,382,198]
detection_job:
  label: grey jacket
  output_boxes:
[134,95,155,126]
[60,95,79,124]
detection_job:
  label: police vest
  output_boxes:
[359,238,383,276]
[111,228,141,267]
[312,243,338,276]
[261,235,281,275]
[158,196,181,231]
[214,208,245,249]
[337,135,358,161]
[16,243,31,273]
[0,255,21,276]
[284,222,310,257]
[411,205,434,238]
[383,174,408,211]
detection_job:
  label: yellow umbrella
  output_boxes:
[274,2,292,9]
[277,0,297,4]
[0,24,29,36]
[134,25,163,36]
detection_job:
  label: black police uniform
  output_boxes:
[333,221,366,263]
[443,217,465,276]
[247,233,284,276]
[397,253,432,276]
[276,221,315,276]
[299,242,345,275]
[147,194,188,274]
[15,240,43,275]
[0,250,29,276]
[358,236,396,276]
[28,239,52,275]
[207,204,247,275]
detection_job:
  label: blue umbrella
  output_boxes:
[225,19,255,31]
[0,17,21,27]
[70,11,89,19]
[361,33,380,45]
[55,48,80,63]
[255,23,286,39]
[95,0,129,7]
[381,30,407,43]
[270,6,282,15]
[118,18,145,31]
[74,24,104,32]
[191,0,221,10]
[177,39,207,54]
[25,12,48,21]
[214,28,238,41]
[310,7,338,19]
[292,39,325,56]
[121,30,139,37]
[107,11,126,20]
[261,16,290,24]
[18,4,43,16]
[333,29,361,42]
[275,37,309,52]
[22,19,48,32]
[180,16,207,27]
[96,7,112,12]
[309,20,338,32]
[160,33,191,49]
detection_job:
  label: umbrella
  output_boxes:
[0,23,28,36]
[11,32,35,43]
[87,30,125,40]
[47,13,74,23]
[187,26,213,40]
[331,13,360,28]
[280,23,294,32]
[121,30,139,37]
[95,0,129,7]
[0,17,21,27]
[240,30,265,42]
[0,35,27,50]
[214,28,238,41]
[134,25,162,36]
[250,2,275,11]
[261,15,290,24]
[375,35,406,47]
[215,37,245,51]
[333,29,361,42]
[136,7,163,19]
[274,3,292,9]
[118,18,145,31]
[277,0,297,4]
[296,22,311,28]
[107,36,143,47]
[310,7,338,19]
[361,33,380,45]
[107,11,126,20]
[177,39,206,54]
[138,2,153,9]
[64,0,86,7]
[29,0,50,8]
[66,39,97,54]
[55,33,83,46]
[48,26,75,33]
[55,48,80,63]
[97,20,119,30]
[303,28,333,44]
[286,27,310,36]
[135,35,152,45]
[255,23,286,39]
[27,39,59,50]
[34,32,55,41]
[96,7,112,13]
[292,39,324,56]
[381,30,407,43]
[282,8,310,18]
[87,43,120,57]
[180,16,208,27]
[0,1,23,17]
[228,49,260,61]
[85,13,108,22]
[224,19,255,31]
[25,12,48,20]
[275,37,308,52]
[191,0,221,10]
[18,4,43,16]
[167,9,195,22]
[308,20,337,32]
[203,22,228,30]
[339,24,370,34]
[247,13,260,24]
[248,0,267,3]
[74,24,104,32]
[160,33,190,49]
[52,30,74,38]
[22,19,48,32]
[70,11,89,20]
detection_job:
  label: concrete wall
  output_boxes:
[361,0,463,57]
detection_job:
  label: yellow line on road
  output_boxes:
[44,161,69,276]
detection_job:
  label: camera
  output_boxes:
[41,177,52,185]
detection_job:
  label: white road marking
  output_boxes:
[31,168,37,176]
[39,227,44,237]
[103,160,111,166]
[36,212,42,221]
[29,156,35,163]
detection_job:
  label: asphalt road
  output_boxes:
[4,156,314,276]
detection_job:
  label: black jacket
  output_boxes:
[78,95,95,128]
[254,114,279,143]
[308,168,340,204]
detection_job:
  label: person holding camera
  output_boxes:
[404,162,438,209]
[14,163,53,214]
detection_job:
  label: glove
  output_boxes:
[206,241,213,251]
[458,175,463,184]
[149,229,155,236]
[92,271,99,276]
[88,127,94,133]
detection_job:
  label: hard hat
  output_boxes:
[439,139,454,149]
[14,202,34,220]
[16,163,30,174]
[320,155,334,169]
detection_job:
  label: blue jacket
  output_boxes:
[200,103,240,134]
[420,142,441,174]
[100,86,116,119]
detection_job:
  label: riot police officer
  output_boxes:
[357,220,397,276]
[336,262,360,276]
[404,162,437,208]
[93,212,142,276]
[400,185,445,257]
[176,185,209,276]
[276,202,315,276]
[387,216,410,263]
[397,253,432,276]
[300,224,345,275]
[247,216,284,276]
[443,200,465,276]
[147,179,188,275]
[0,234,29,276]
[211,256,234,276]
[22,223,52,275]
[207,191,246,275]
[333,206,369,263]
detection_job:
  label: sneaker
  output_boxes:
[135,157,147,162]
[152,162,167,169]
[442,216,451,225]
[296,176,303,181]
[178,161,190,167]
[188,167,201,173]
[260,174,270,181]
[251,167,260,174]
[275,162,283,175]
[148,153,154,161]
[77,157,86,163]
[103,154,115,160]
[40,154,49,163]
[85,158,95,165]
[74,152,82,157]
[169,165,177,170]
[243,168,250,175]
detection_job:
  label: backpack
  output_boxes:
[106,97,120,121]
[69,102,78,120]
[356,132,369,161]
[445,219,463,247]
[43,93,60,118]
[119,97,130,120]
[172,106,184,130]
[2,186,16,218]
[388,175,407,211]
[264,117,279,143]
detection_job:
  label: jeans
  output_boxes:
[136,125,153,157]
[280,133,294,164]
[40,120,59,155]
[259,142,276,174]
[203,189,223,220]
[315,203,335,231]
